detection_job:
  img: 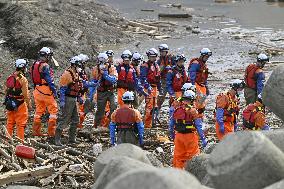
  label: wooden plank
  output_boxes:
[127,20,158,31]
[0,165,54,185]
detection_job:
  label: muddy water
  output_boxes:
[98,0,284,128]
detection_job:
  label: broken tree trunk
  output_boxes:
[0,164,54,185]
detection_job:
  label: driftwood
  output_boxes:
[158,13,192,18]
[127,20,158,31]
[0,164,54,185]
[66,176,79,188]
[39,163,69,186]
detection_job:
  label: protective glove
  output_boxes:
[262,124,270,131]
[219,124,225,134]
[169,118,175,140]
[234,123,238,132]
[60,101,65,108]
[216,108,225,134]
[147,86,152,94]
[201,138,207,148]
[109,122,116,145]
[53,91,58,99]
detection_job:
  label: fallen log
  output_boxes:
[39,163,69,186]
[158,13,192,18]
[0,164,54,185]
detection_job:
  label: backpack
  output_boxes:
[4,74,23,111]
[242,104,258,129]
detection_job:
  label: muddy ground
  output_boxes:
[0,0,284,188]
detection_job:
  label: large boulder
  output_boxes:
[93,143,151,177]
[203,143,217,154]
[263,179,284,189]
[261,129,284,152]
[92,156,154,189]
[263,65,284,121]
[185,154,214,188]
[104,168,204,189]
[207,131,284,189]
[6,186,40,189]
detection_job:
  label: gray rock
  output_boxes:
[207,131,284,189]
[185,154,214,188]
[105,167,204,189]
[263,65,284,121]
[263,179,284,189]
[261,129,284,152]
[6,186,40,189]
[185,154,209,181]
[92,156,154,189]
[146,152,164,167]
[94,143,152,177]
[203,143,217,154]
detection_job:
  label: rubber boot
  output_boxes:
[54,129,63,146]
[68,127,79,144]
[32,122,43,136]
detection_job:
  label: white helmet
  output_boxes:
[182,83,196,92]
[132,52,143,62]
[70,56,82,64]
[78,54,89,63]
[200,48,212,56]
[39,47,52,56]
[105,50,114,57]
[146,48,158,57]
[158,44,169,51]
[230,79,245,90]
[257,53,269,62]
[121,50,132,60]
[122,91,135,102]
[97,53,108,64]
[183,90,196,101]
[15,59,28,68]
[175,54,186,62]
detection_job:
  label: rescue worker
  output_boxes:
[76,54,92,128]
[31,47,58,137]
[109,91,144,147]
[92,53,117,128]
[169,90,207,169]
[140,48,162,128]
[188,48,212,115]
[55,56,83,146]
[242,95,270,131]
[117,50,147,107]
[215,79,245,140]
[5,59,31,141]
[157,44,175,109]
[166,54,188,99]
[244,53,269,105]
[105,50,115,65]
[131,52,144,108]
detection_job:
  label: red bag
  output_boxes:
[15,145,36,159]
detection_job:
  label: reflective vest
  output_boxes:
[172,66,188,92]
[97,65,115,92]
[245,64,259,89]
[173,103,196,133]
[115,107,136,130]
[143,61,161,86]
[159,55,173,78]
[31,60,53,86]
[117,64,135,90]
[215,93,239,122]
[66,68,82,97]
[188,58,209,85]
[242,103,263,130]
[6,73,23,98]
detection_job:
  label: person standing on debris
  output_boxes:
[140,48,162,128]
[215,79,245,140]
[242,95,270,131]
[169,90,207,169]
[31,47,58,137]
[117,50,148,107]
[55,56,84,146]
[188,48,212,115]
[157,44,175,109]
[92,53,117,129]
[109,91,144,147]
[244,53,269,105]
[77,54,92,129]
[5,59,31,141]
[166,54,188,99]
[131,52,144,108]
